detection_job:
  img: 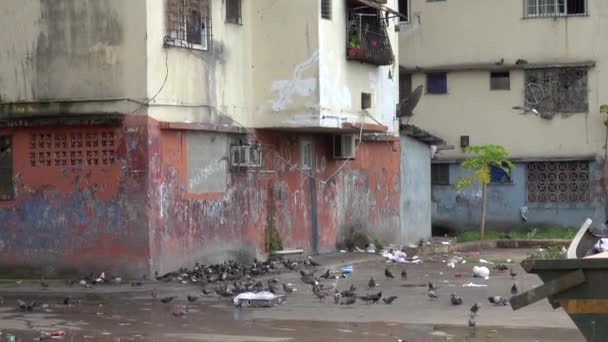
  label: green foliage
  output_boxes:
[264,219,283,253]
[351,231,370,249]
[455,145,513,190]
[348,33,361,48]
[601,104,608,114]
[526,246,566,260]
[456,226,577,242]
[373,239,383,251]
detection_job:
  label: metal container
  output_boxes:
[510,258,608,341]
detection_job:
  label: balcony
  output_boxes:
[346,8,394,66]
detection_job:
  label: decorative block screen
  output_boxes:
[29,130,116,168]
[526,161,590,203]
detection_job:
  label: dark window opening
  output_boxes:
[400,73,413,100]
[490,72,510,90]
[361,92,372,109]
[431,164,450,185]
[398,0,409,22]
[490,163,511,184]
[226,0,242,24]
[166,0,210,50]
[426,72,447,94]
[524,67,588,114]
[321,0,332,19]
[0,136,13,200]
[567,0,586,14]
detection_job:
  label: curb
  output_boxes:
[445,239,570,253]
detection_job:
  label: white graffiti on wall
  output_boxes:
[270,50,319,112]
[189,160,227,191]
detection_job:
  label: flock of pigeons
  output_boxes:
[6,254,522,329]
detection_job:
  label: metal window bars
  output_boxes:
[346,10,394,66]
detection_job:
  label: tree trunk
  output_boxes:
[480,183,487,242]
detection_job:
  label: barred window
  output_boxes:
[166,0,211,50]
[525,0,587,18]
[29,130,117,168]
[524,67,588,114]
[226,0,242,24]
[527,161,590,203]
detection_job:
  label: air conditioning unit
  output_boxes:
[333,134,356,159]
[231,144,262,168]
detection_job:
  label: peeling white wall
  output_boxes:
[318,0,399,133]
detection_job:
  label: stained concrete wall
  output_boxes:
[319,0,399,132]
[400,136,431,244]
[147,124,401,274]
[399,0,608,160]
[0,0,148,116]
[186,132,229,193]
[0,117,150,276]
[432,161,606,231]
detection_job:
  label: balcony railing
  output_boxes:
[346,12,394,66]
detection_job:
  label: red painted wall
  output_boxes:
[0,116,150,276]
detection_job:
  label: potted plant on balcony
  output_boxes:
[348,33,361,58]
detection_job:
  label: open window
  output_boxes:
[165,0,211,50]
[345,0,396,66]
[0,136,12,200]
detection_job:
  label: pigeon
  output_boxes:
[450,294,463,306]
[269,278,280,284]
[368,277,378,288]
[488,296,508,306]
[509,269,517,279]
[511,283,518,296]
[382,295,398,304]
[307,256,321,267]
[427,290,439,301]
[341,295,357,305]
[300,274,317,286]
[334,292,341,304]
[17,299,37,312]
[201,287,213,295]
[470,303,481,316]
[495,58,504,65]
[63,297,71,306]
[401,270,407,280]
[172,308,187,317]
[468,318,476,327]
[151,289,158,300]
[131,281,144,286]
[319,269,331,279]
[282,283,297,293]
[339,284,357,298]
[300,269,315,277]
[515,58,528,65]
[40,279,49,289]
[161,296,176,303]
[494,264,508,272]
[385,268,394,279]
[312,284,331,302]
[428,282,439,291]
[359,292,382,304]
[187,295,198,303]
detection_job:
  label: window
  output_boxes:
[426,72,447,94]
[300,139,313,170]
[490,163,511,184]
[321,0,332,19]
[398,0,409,22]
[524,67,588,113]
[226,0,241,24]
[490,72,510,90]
[0,136,13,200]
[431,164,449,185]
[361,92,372,109]
[525,0,587,18]
[166,0,210,50]
[527,161,590,203]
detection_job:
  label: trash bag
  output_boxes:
[589,222,608,238]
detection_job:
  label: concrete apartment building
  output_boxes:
[399,0,608,231]
[0,0,435,276]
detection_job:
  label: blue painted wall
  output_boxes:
[432,159,606,231]
[400,136,432,244]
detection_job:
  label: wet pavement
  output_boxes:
[0,250,586,341]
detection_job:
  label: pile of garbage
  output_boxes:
[568,218,608,259]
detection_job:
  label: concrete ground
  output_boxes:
[0,249,585,341]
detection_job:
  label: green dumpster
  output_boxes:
[510,258,608,342]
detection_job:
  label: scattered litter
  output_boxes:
[430,331,454,338]
[233,291,285,307]
[479,259,494,265]
[366,246,376,253]
[408,244,418,248]
[472,266,490,279]
[341,265,353,274]
[382,249,407,263]
[118,323,132,326]
[355,246,365,253]
[441,241,451,245]
[453,274,463,278]
[340,250,347,253]
[462,282,488,288]
[592,238,608,254]
[506,259,512,263]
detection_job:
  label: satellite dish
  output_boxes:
[397,85,424,118]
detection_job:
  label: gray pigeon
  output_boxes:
[488,296,508,306]
[427,290,439,301]
[511,283,518,296]
[450,294,462,305]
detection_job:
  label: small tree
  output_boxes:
[455,145,513,241]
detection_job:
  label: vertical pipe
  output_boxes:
[310,140,319,254]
